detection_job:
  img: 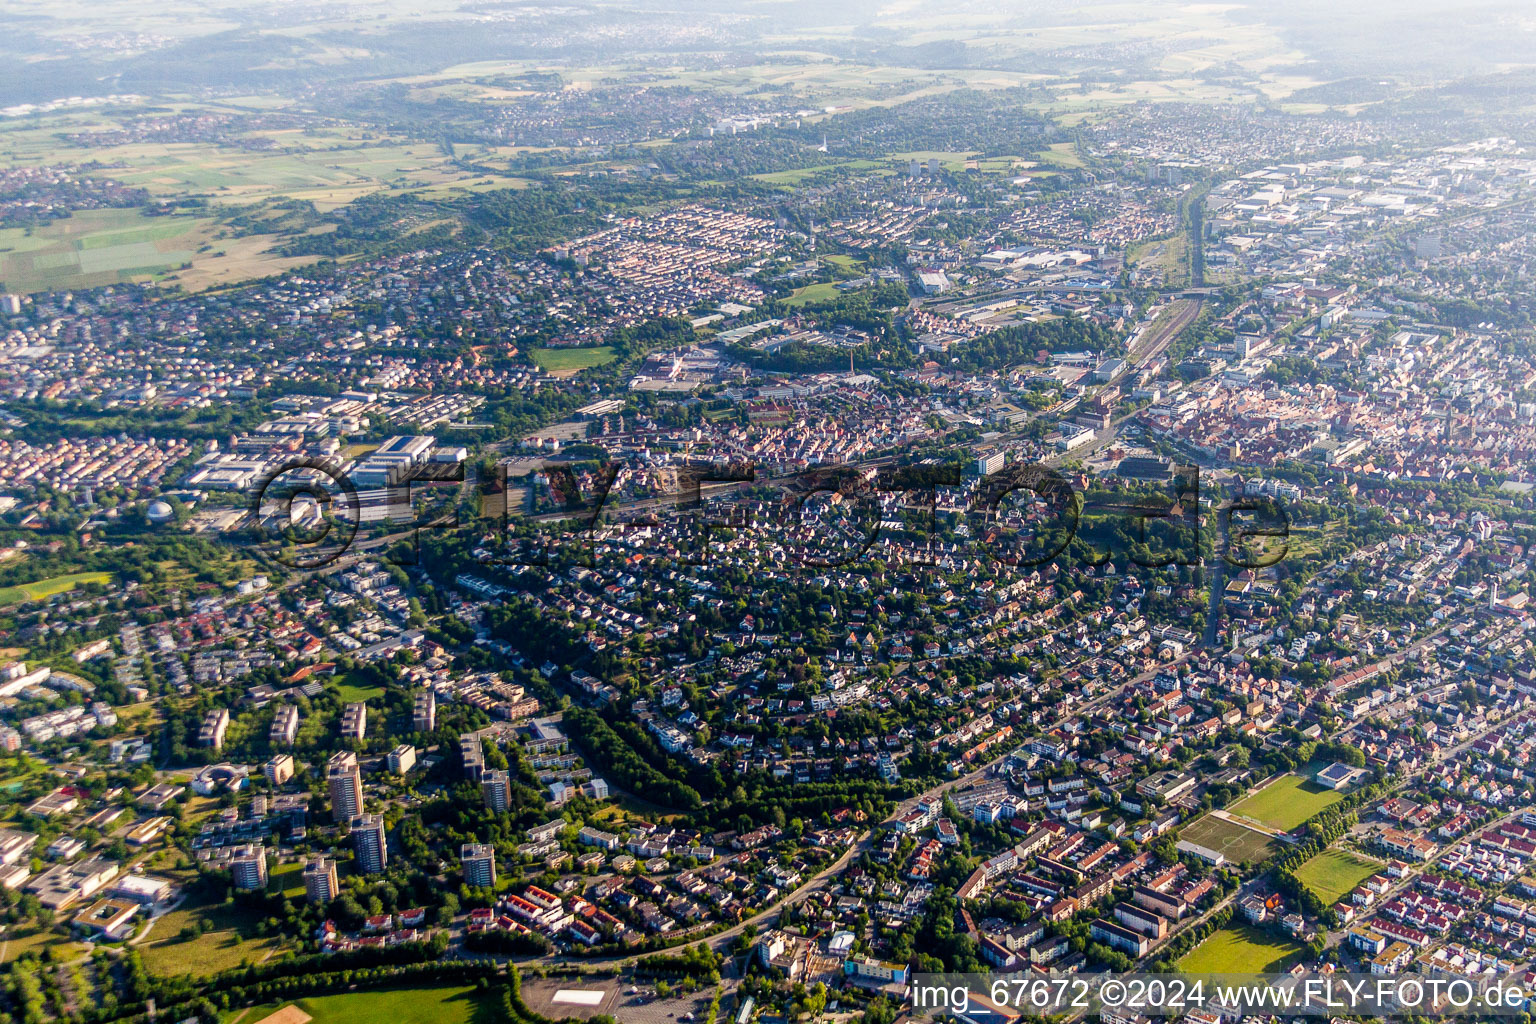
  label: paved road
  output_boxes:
[509,654,1193,972]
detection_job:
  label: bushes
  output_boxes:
[466,929,554,956]
[635,943,723,982]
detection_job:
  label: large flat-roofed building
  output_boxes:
[843,958,908,986]
[413,690,436,732]
[1115,455,1175,482]
[72,898,139,940]
[0,827,37,866]
[1315,761,1370,790]
[230,845,267,891]
[481,769,511,813]
[462,843,496,888]
[199,708,230,749]
[340,702,367,740]
[349,435,435,487]
[1090,918,1151,956]
[387,744,416,774]
[327,756,363,823]
[270,706,300,746]
[304,857,339,904]
[28,788,79,817]
[351,814,387,874]
[26,857,119,911]
[460,734,485,780]
[264,754,295,786]
[1175,840,1227,867]
[108,873,175,906]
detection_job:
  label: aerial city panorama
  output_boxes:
[0,0,1534,1022]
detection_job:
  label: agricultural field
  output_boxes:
[0,208,314,294]
[0,209,201,293]
[1293,847,1380,904]
[0,570,114,607]
[1228,774,1346,832]
[21,133,485,211]
[1178,924,1306,974]
[226,985,497,1024]
[530,346,617,374]
[1178,813,1279,866]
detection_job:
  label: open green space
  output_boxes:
[783,282,842,307]
[1177,813,1279,865]
[266,862,307,899]
[530,346,617,373]
[1036,142,1086,169]
[821,254,865,272]
[0,926,82,964]
[0,571,114,607]
[751,159,883,185]
[1178,924,1305,973]
[1228,774,1346,832]
[1293,847,1380,904]
[331,673,385,704]
[227,984,496,1024]
[137,900,283,978]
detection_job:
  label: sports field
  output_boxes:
[1178,924,1305,974]
[0,571,114,607]
[227,985,495,1024]
[531,346,617,374]
[1228,774,1346,831]
[1178,813,1278,865]
[1293,847,1380,904]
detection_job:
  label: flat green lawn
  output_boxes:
[1036,142,1086,169]
[821,254,864,272]
[228,985,496,1024]
[0,571,114,607]
[750,159,882,185]
[1178,924,1305,974]
[531,346,616,373]
[1228,774,1345,831]
[331,674,385,703]
[783,282,841,307]
[137,900,282,978]
[1294,847,1380,904]
[267,861,307,898]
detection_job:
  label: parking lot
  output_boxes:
[517,974,721,1024]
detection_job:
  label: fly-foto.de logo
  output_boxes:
[243,456,1289,572]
